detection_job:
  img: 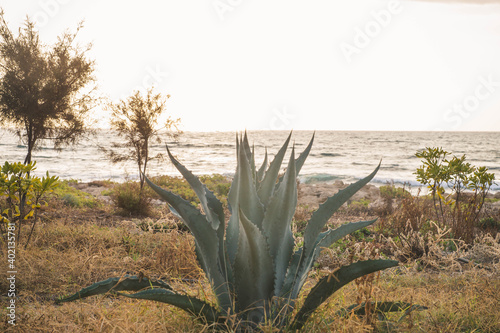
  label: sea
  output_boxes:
[1,129,499,193]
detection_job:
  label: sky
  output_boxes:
[1,0,500,132]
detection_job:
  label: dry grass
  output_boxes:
[1,190,500,332]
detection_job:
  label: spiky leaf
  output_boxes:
[233,209,275,315]
[145,177,232,312]
[257,132,291,204]
[302,163,380,269]
[262,146,297,295]
[290,259,398,330]
[119,288,222,325]
[56,275,172,303]
[164,147,230,289]
[256,148,268,183]
[227,135,265,264]
[165,146,224,230]
[281,219,378,300]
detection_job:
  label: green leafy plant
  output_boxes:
[110,181,154,216]
[0,161,58,248]
[57,133,404,331]
[415,147,496,243]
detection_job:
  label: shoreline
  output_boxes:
[72,176,500,212]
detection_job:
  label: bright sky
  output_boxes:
[2,0,500,131]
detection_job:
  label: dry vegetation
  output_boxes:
[1,179,500,332]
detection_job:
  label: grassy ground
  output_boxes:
[1,178,499,332]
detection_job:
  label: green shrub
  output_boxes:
[0,161,58,248]
[110,181,153,216]
[415,147,496,244]
[61,194,80,207]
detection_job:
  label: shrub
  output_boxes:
[0,161,58,248]
[415,147,496,244]
[110,181,153,216]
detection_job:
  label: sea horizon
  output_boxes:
[1,128,499,193]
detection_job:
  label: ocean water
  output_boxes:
[1,129,499,192]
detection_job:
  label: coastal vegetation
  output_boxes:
[57,133,406,331]
[0,11,97,165]
[0,9,498,333]
[0,157,499,331]
[100,87,181,216]
[0,161,58,248]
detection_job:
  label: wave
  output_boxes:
[319,153,342,157]
[299,173,342,184]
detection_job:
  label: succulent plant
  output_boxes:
[57,132,401,331]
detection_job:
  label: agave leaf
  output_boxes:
[256,148,268,183]
[164,147,229,286]
[226,135,265,265]
[226,136,242,265]
[302,163,380,269]
[165,146,224,230]
[276,132,314,189]
[257,132,292,204]
[145,177,232,313]
[271,248,302,326]
[294,132,315,176]
[262,146,297,295]
[233,208,275,315]
[316,219,377,250]
[226,211,240,266]
[242,131,256,177]
[56,275,172,303]
[228,135,264,226]
[281,219,378,300]
[118,288,222,325]
[290,259,398,330]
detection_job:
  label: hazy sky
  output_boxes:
[2,0,500,131]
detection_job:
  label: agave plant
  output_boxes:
[57,133,401,331]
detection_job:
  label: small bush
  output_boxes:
[110,181,153,216]
[61,194,80,207]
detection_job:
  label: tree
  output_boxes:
[0,10,97,164]
[102,87,180,203]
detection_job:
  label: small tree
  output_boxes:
[415,147,495,244]
[0,10,97,164]
[102,87,180,209]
